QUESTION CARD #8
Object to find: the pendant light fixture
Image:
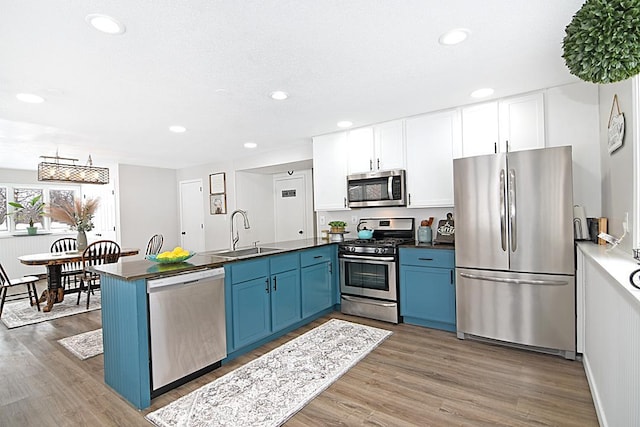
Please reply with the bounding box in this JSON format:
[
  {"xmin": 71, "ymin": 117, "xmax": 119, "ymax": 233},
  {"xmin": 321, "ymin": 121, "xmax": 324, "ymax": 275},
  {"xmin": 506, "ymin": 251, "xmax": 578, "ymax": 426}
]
[{"xmin": 37, "ymin": 153, "xmax": 109, "ymax": 184}]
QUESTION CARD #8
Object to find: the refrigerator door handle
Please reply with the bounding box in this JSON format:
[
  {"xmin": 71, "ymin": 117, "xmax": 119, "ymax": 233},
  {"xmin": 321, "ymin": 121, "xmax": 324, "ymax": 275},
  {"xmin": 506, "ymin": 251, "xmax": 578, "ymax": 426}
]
[
  {"xmin": 499, "ymin": 169, "xmax": 507, "ymax": 251},
  {"xmin": 459, "ymin": 272, "xmax": 568, "ymax": 286},
  {"xmin": 508, "ymin": 168, "xmax": 517, "ymax": 252}
]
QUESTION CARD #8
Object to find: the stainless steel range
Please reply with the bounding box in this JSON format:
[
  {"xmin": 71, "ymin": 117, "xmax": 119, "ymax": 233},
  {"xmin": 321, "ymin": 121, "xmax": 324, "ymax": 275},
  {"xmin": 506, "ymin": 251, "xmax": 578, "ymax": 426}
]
[{"xmin": 339, "ymin": 217, "xmax": 415, "ymax": 323}]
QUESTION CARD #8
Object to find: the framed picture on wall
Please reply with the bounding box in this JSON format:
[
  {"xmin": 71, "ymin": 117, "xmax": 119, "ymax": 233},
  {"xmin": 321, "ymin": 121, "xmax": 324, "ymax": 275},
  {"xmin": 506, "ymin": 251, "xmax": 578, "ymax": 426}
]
[
  {"xmin": 209, "ymin": 172, "xmax": 226, "ymax": 194},
  {"xmin": 210, "ymin": 193, "xmax": 226, "ymax": 215}
]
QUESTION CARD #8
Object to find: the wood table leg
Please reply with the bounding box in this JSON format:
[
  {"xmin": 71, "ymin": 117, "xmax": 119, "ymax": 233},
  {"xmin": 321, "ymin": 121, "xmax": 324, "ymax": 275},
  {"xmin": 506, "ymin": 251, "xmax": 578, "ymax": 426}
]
[{"xmin": 42, "ymin": 264, "xmax": 65, "ymax": 312}]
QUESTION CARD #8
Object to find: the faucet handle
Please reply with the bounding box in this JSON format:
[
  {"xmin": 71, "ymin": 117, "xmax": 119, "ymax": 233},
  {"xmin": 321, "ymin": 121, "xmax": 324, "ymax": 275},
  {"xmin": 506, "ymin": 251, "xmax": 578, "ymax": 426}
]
[{"xmin": 252, "ymin": 240, "xmax": 260, "ymax": 248}]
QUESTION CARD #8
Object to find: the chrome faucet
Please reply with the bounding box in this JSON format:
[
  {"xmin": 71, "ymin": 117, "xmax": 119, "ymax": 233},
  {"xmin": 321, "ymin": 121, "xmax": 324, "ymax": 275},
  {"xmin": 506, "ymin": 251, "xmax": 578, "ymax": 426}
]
[{"xmin": 230, "ymin": 209, "xmax": 251, "ymax": 250}]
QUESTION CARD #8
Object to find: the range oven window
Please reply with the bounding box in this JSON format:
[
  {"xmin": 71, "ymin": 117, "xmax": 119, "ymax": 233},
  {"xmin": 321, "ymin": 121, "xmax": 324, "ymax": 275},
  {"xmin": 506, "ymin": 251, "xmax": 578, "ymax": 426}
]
[{"xmin": 343, "ymin": 260, "xmax": 389, "ymax": 291}]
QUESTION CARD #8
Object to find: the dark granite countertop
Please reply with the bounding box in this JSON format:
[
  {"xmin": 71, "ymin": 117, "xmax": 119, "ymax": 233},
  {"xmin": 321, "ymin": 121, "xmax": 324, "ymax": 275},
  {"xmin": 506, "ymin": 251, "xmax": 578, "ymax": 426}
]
[
  {"xmin": 400, "ymin": 242, "xmax": 455, "ymax": 250},
  {"xmin": 92, "ymin": 238, "xmax": 336, "ymax": 281}
]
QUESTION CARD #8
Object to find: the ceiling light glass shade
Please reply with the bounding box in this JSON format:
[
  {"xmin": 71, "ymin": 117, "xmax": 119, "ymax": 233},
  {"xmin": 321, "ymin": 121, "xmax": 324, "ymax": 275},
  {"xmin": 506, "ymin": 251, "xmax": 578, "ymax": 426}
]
[
  {"xmin": 169, "ymin": 125, "xmax": 187, "ymax": 133},
  {"xmin": 438, "ymin": 29, "xmax": 470, "ymax": 45},
  {"xmin": 270, "ymin": 91, "xmax": 289, "ymax": 100},
  {"xmin": 37, "ymin": 156, "xmax": 109, "ymax": 184},
  {"xmin": 86, "ymin": 14, "xmax": 126, "ymax": 35},
  {"xmin": 244, "ymin": 142, "xmax": 257, "ymax": 148},
  {"xmin": 337, "ymin": 121, "xmax": 353, "ymax": 128},
  {"xmin": 16, "ymin": 93, "xmax": 45, "ymax": 103},
  {"xmin": 470, "ymin": 87, "xmax": 495, "ymax": 98}
]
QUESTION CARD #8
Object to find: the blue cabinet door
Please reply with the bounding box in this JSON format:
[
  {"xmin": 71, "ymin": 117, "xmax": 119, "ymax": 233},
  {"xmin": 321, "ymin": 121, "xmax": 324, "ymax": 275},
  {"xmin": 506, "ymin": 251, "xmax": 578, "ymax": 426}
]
[
  {"xmin": 232, "ymin": 277, "xmax": 271, "ymax": 348},
  {"xmin": 301, "ymin": 261, "xmax": 332, "ymax": 318},
  {"xmin": 271, "ymin": 269, "xmax": 301, "ymax": 332},
  {"xmin": 400, "ymin": 265, "xmax": 456, "ymax": 331}
]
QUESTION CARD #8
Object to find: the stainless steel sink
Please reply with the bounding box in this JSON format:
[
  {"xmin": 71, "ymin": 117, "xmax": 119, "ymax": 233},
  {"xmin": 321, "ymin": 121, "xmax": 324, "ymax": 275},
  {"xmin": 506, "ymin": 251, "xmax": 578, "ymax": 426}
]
[{"xmin": 214, "ymin": 247, "xmax": 282, "ymax": 259}]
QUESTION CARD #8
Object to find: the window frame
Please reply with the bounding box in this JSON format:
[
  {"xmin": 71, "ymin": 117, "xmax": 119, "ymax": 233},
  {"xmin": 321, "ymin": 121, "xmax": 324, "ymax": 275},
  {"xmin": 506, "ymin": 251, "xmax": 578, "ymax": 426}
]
[{"xmin": 0, "ymin": 182, "xmax": 81, "ymax": 235}]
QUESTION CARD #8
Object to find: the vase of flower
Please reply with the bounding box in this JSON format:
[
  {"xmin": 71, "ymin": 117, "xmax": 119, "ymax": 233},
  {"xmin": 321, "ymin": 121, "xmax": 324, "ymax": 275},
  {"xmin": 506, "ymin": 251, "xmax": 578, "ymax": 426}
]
[
  {"xmin": 77, "ymin": 230, "xmax": 88, "ymax": 252},
  {"xmin": 47, "ymin": 197, "xmax": 100, "ymax": 249}
]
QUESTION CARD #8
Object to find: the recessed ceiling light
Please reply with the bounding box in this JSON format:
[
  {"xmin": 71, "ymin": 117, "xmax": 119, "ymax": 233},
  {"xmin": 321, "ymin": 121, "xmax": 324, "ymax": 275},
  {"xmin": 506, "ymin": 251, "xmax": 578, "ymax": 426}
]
[
  {"xmin": 337, "ymin": 121, "xmax": 353, "ymax": 128},
  {"xmin": 270, "ymin": 91, "xmax": 289, "ymax": 100},
  {"xmin": 86, "ymin": 14, "xmax": 126, "ymax": 35},
  {"xmin": 169, "ymin": 125, "xmax": 187, "ymax": 133},
  {"xmin": 438, "ymin": 28, "xmax": 470, "ymax": 46},
  {"xmin": 16, "ymin": 93, "xmax": 45, "ymax": 103},
  {"xmin": 244, "ymin": 142, "xmax": 257, "ymax": 149},
  {"xmin": 470, "ymin": 88, "xmax": 495, "ymax": 98}
]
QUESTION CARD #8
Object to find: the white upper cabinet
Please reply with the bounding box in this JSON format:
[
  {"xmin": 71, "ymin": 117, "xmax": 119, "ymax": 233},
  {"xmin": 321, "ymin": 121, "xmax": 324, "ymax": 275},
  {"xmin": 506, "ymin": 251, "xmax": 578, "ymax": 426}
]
[
  {"xmin": 498, "ymin": 92, "xmax": 545, "ymax": 153},
  {"xmin": 457, "ymin": 92, "xmax": 545, "ymax": 158},
  {"xmin": 312, "ymin": 132, "xmax": 349, "ymax": 211},
  {"xmin": 405, "ymin": 110, "xmax": 460, "ymax": 208},
  {"xmin": 347, "ymin": 120, "xmax": 405, "ymax": 174}
]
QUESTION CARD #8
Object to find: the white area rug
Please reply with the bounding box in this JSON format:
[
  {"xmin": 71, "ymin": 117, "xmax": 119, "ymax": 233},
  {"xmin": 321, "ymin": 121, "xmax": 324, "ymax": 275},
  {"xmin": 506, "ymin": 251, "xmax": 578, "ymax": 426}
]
[
  {"xmin": 146, "ymin": 318, "xmax": 392, "ymax": 427},
  {"xmin": 58, "ymin": 328, "xmax": 103, "ymax": 360},
  {"xmin": 1, "ymin": 292, "xmax": 100, "ymax": 329}
]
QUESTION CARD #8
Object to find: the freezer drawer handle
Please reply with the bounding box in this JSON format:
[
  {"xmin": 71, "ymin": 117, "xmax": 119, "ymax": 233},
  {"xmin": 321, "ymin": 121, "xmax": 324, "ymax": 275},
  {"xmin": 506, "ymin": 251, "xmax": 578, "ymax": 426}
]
[{"xmin": 459, "ymin": 272, "xmax": 567, "ymax": 286}]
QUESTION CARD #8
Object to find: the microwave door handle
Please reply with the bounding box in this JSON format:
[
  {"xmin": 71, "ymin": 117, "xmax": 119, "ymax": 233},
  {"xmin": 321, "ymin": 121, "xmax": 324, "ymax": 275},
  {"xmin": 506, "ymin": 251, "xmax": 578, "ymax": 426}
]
[{"xmin": 388, "ymin": 176, "xmax": 393, "ymax": 199}]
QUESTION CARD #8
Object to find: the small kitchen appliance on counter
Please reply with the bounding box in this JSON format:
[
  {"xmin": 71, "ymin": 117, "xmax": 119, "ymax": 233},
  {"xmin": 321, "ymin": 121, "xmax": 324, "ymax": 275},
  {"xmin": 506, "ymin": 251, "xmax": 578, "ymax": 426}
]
[{"xmin": 339, "ymin": 217, "xmax": 415, "ymax": 323}]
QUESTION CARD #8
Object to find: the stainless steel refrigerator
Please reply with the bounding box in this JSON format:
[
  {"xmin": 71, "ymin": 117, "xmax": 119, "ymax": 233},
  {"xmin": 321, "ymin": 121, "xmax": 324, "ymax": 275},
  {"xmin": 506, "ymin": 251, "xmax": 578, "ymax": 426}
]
[{"xmin": 453, "ymin": 146, "xmax": 576, "ymax": 359}]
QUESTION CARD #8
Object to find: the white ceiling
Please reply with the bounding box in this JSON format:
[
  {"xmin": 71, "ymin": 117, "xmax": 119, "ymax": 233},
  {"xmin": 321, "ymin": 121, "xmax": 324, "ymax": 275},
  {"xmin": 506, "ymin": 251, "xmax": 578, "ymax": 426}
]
[{"xmin": 0, "ymin": 0, "xmax": 585, "ymax": 171}]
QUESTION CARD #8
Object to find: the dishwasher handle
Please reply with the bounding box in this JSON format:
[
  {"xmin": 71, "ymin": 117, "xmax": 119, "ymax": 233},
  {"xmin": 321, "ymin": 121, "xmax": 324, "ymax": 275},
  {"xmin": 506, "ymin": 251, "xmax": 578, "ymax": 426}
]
[{"xmin": 147, "ymin": 267, "xmax": 225, "ymax": 292}]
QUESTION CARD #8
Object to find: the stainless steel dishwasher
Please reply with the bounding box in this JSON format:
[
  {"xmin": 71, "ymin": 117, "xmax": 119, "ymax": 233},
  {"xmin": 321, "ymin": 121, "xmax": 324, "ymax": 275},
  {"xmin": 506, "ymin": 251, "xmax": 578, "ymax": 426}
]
[{"xmin": 147, "ymin": 267, "xmax": 226, "ymax": 395}]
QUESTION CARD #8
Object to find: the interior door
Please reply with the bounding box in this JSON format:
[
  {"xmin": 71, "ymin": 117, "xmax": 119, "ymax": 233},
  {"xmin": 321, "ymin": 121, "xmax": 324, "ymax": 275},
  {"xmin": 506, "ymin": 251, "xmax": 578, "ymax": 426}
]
[
  {"xmin": 274, "ymin": 174, "xmax": 307, "ymax": 241},
  {"xmin": 179, "ymin": 179, "xmax": 205, "ymax": 251}
]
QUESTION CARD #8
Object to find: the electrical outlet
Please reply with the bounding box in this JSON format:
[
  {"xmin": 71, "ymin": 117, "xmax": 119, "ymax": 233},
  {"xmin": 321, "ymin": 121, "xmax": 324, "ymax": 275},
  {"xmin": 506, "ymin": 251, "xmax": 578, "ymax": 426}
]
[
  {"xmin": 351, "ymin": 215, "xmax": 358, "ymax": 225},
  {"xmin": 319, "ymin": 215, "xmax": 326, "ymax": 226}
]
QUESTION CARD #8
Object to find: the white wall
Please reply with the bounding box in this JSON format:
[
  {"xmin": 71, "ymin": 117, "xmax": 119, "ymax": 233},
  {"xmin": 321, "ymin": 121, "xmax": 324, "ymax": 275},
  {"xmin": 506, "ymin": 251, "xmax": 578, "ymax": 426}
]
[
  {"xmin": 176, "ymin": 144, "xmax": 314, "ymax": 251},
  {"xmin": 118, "ymin": 164, "xmax": 180, "ymax": 259},
  {"xmin": 598, "ymin": 79, "xmax": 635, "ymax": 253}
]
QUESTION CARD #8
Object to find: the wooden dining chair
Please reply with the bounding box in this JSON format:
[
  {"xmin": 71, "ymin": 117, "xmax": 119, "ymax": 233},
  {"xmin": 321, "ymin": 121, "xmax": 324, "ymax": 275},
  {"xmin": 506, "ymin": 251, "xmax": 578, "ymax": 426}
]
[
  {"xmin": 51, "ymin": 237, "xmax": 83, "ymax": 291},
  {"xmin": 0, "ymin": 262, "xmax": 40, "ymax": 317},
  {"xmin": 145, "ymin": 234, "xmax": 164, "ymax": 256},
  {"xmin": 77, "ymin": 240, "xmax": 121, "ymax": 309}
]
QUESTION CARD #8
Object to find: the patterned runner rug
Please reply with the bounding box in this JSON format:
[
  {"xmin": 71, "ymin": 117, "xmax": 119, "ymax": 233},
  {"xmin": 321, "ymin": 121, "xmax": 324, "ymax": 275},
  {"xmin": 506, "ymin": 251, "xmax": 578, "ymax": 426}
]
[
  {"xmin": 1, "ymin": 292, "xmax": 101, "ymax": 329},
  {"xmin": 58, "ymin": 328, "xmax": 103, "ymax": 360},
  {"xmin": 146, "ymin": 318, "xmax": 392, "ymax": 427}
]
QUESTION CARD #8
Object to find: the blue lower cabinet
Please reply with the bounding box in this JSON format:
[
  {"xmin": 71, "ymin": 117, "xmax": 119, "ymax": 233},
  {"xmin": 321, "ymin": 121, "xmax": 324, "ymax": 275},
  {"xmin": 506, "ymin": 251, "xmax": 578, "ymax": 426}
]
[
  {"xmin": 226, "ymin": 245, "xmax": 337, "ymax": 361},
  {"xmin": 270, "ymin": 269, "xmax": 301, "ymax": 331},
  {"xmin": 301, "ymin": 261, "xmax": 332, "ymax": 318},
  {"xmin": 399, "ymin": 248, "xmax": 456, "ymax": 332},
  {"xmin": 232, "ymin": 276, "xmax": 272, "ymax": 348}
]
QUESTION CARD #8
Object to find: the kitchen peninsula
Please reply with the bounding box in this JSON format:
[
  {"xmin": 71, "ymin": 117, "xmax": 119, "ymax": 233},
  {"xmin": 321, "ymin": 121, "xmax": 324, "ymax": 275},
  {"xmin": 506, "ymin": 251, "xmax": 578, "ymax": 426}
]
[{"xmin": 91, "ymin": 239, "xmax": 338, "ymax": 409}]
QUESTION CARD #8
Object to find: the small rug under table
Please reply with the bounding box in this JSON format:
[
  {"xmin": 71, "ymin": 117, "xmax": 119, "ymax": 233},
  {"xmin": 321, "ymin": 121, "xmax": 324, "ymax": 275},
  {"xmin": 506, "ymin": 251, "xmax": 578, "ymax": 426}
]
[
  {"xmin": 1, "ymin": 292, "xmax": 101, "ymax": 329},
  {"xmin": 58, "ymin": 328, "xmax": 103, "ymax": 360},
  {"xmin": 146, "ymin": 318, "xmax": 392, "ymax": 427}
]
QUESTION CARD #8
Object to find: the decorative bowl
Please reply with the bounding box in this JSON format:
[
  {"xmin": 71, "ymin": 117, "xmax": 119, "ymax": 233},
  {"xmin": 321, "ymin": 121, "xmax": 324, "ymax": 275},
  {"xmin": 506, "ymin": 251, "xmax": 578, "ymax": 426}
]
[
  {"xmin": 146, "ymin": 251, "xmax": 196, "ymax": 264},
  {"xmin": 357, "ymin": 229, "xmax": 374, "ymax": 239}
]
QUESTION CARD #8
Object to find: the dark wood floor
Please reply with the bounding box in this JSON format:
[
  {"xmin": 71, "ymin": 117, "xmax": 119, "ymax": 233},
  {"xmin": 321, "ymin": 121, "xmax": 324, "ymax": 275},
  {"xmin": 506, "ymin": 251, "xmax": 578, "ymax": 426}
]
[{"xmin": 0, "ymin": 288, "xmax": 598, "ymax": 426}]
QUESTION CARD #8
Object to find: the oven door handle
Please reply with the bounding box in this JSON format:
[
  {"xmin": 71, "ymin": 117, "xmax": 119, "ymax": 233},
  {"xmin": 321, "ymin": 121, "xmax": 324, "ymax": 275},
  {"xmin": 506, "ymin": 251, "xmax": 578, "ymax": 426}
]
[
  {"xmin": 341, "ymin": 295, "xmax": 397, "ymax": 307},
  {"xmin": 339, "ymin": 254, "xmax": 396, "ymax": 262}
]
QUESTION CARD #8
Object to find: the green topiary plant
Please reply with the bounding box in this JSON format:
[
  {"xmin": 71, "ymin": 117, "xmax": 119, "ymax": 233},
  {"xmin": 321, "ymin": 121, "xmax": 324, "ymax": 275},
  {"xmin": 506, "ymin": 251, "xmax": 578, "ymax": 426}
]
[{"xmin": 562, "ymin": 0, "xmax": 640, "ymax": 83}]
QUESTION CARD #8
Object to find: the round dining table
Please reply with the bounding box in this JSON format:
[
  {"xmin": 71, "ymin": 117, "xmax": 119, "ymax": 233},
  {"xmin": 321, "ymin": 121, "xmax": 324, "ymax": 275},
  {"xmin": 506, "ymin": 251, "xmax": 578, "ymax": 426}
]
[{"xmin": 18, "ymin": 248, "xmax": 139, "ymax": 312}]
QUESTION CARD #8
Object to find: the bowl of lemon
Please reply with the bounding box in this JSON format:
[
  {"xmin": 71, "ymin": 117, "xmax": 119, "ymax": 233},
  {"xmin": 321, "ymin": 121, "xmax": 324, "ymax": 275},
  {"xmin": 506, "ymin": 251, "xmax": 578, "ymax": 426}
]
[{"xmin": 146, "ymin": 246, "xmax": 196, "ymax": 264}]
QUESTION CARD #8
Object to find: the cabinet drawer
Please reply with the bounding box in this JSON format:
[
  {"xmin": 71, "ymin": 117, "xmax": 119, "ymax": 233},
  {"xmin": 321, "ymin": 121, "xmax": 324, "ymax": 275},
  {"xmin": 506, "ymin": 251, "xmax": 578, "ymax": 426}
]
[
  {"xmin": 230, "ymin": 258, "xmax": 269, "ymax": 284},
  {"xmin": 270, "ymin": 252, "xmax": 300, "ymax": 274},
  {"xmin": 300, "ymin": 246, "xmax": 333, "ymax": 267},
  {"xmin": 399, "ymin": 248, "xmax": 454, "ymax": 268}
]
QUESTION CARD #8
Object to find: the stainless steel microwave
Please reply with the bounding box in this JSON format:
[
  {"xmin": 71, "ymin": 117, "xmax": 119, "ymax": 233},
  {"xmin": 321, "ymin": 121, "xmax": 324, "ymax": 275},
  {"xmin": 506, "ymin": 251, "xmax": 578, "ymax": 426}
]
[{"xmin": 347, "ymin": 169, "xmax": 406, "ymax": 208}]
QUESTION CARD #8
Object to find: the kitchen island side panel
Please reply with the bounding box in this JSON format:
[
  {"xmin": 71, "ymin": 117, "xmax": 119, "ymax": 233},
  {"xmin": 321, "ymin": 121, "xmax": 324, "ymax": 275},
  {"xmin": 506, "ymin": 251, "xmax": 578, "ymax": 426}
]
[{"xmin": 101, "ymin": 275, "xmax": 151, "ymax": 409}]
